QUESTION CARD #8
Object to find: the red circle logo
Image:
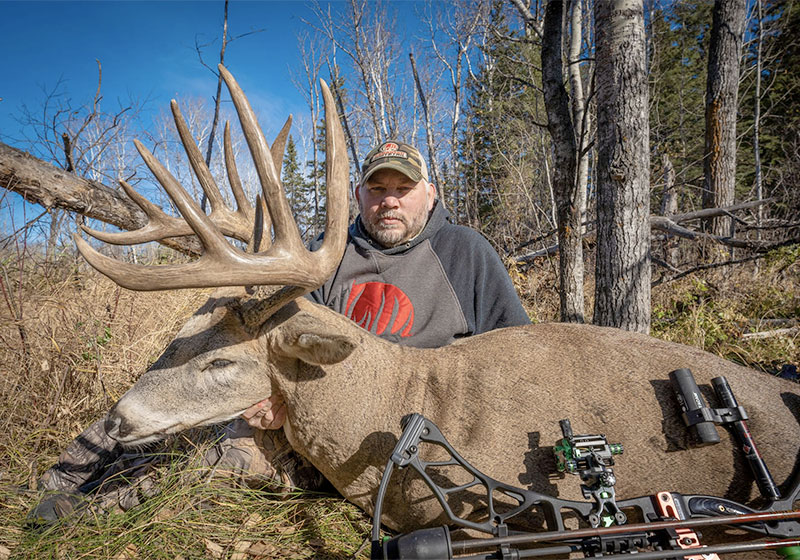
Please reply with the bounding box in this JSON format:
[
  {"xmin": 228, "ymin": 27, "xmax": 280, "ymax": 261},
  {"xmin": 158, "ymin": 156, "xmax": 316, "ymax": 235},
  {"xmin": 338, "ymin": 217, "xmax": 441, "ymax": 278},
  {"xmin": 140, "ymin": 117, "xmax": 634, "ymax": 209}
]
[{"xmin": 382, "ymin": 142, "xmax": 398, "ymax": 151}]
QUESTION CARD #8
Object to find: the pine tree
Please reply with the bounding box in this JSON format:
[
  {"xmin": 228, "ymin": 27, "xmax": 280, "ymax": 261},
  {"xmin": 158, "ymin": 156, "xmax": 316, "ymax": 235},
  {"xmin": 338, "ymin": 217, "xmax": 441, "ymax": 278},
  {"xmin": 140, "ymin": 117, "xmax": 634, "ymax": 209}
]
[
  {"xmin": 281, "ymin": 134, "xmax": 313, "ymax": 239},
  {"xmin": 649, "ymin": 1, "xmax": 713, "ymax": 212}
]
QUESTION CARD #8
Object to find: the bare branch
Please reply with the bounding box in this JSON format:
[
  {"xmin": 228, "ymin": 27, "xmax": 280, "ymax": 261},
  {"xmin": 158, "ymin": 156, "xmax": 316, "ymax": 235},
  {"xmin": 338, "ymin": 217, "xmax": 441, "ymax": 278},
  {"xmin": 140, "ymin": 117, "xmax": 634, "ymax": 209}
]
[
  {"xmin": 741, "ymin": 326, "xmax": 800, "ymax": 340},
  {"xmin": 668, "ymin": 198, "xmax": 774, "ymax": 224},
  {"xmin": 508, "ymin": 0, "xmax": 543, "ymax": 38}
]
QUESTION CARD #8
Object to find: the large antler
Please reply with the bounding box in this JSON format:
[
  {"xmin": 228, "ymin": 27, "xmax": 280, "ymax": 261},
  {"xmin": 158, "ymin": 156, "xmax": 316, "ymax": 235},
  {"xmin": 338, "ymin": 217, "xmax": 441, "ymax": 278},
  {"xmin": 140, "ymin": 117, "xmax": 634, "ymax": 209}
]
[{"xmin": 73, "ymin": 65, "xmax": 349, "ymax": 292}]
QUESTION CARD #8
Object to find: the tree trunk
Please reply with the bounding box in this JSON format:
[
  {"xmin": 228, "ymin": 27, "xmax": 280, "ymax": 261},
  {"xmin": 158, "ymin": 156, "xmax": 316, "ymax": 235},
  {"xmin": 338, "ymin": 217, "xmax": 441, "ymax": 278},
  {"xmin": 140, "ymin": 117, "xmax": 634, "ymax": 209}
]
[
  {"xmin": 702, "ymin": 0, "xmax": 746, "ymax": 240},
  {"xmin": 753, "ymin": 0, "xmax": 764, "ymax": 238},
  {"xmin": 543, "ymin": 0, "xmax": 584, "ymax": 323},
  {"xmin": 659, "ymin": 152, "xmax": 679, "ymax": 266},
  {"xmin": 593, "ymin": 0, "xmax": 651, "ymax": 333},
  {"xmin": 0, "ymin": 142, "xmax": 199, "ymax": 255},
  {"xmin": 568, "ymin": 0, "xmax": 590, "ymax": 234},
  {"xmin": 409, "ymin": 52, "xmax": 445, "ymax": 205}
]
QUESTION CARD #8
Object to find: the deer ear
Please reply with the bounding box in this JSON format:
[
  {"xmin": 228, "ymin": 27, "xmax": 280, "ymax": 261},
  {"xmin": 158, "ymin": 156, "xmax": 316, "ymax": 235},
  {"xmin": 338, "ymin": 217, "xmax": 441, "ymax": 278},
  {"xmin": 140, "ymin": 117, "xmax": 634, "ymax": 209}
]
[{"xmin": 270, "ymin": 312, "xmax": 357, "ymax": 365}]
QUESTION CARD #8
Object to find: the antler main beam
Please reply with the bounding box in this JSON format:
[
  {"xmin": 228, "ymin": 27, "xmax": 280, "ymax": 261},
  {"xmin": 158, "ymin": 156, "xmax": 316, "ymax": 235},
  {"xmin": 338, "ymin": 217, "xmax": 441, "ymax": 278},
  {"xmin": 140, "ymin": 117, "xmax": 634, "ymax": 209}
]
[{"xmin": 73, "ymin": 65, "xmax": 349, "ymax": 292}]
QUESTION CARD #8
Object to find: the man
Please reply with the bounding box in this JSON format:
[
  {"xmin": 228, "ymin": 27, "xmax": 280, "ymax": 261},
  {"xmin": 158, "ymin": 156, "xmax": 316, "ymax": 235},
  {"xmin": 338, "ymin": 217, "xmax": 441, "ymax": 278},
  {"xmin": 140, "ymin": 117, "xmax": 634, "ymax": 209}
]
[{"xmin": 31, "ymin": 139, "xmax": 529, "ymax": 521}]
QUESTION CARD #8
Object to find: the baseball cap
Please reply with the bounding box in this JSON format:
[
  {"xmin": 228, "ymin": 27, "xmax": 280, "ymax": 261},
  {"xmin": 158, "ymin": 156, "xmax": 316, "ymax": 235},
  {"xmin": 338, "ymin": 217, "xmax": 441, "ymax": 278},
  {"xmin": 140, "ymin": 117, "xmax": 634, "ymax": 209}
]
[{"xmin": 361, "ymin": 140, "xmax": 429, "ymax": 184}]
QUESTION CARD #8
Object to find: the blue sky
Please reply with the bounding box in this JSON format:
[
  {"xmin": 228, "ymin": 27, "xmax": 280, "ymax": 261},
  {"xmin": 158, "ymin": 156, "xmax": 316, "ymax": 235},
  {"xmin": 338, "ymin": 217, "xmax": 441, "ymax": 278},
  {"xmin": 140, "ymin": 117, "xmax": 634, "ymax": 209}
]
[{"xmin": 1, "ymin": 1, "xmax": 326, "ymax": 145}]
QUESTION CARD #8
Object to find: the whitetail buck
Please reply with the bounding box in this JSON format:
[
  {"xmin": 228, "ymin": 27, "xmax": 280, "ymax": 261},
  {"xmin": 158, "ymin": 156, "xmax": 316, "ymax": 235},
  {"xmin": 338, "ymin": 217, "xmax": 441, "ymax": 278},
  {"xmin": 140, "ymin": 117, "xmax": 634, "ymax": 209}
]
[{"xmin": 74, "ymin": 66, "xmax": 799, "ymax": 539}]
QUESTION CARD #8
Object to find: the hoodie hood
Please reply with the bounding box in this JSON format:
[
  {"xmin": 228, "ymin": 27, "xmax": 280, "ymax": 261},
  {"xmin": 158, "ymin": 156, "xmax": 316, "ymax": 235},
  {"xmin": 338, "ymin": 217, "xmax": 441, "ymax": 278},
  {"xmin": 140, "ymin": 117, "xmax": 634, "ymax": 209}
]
[{"xmin": 349, "ymin": 200, "xmax": 450, "ymax": 255}]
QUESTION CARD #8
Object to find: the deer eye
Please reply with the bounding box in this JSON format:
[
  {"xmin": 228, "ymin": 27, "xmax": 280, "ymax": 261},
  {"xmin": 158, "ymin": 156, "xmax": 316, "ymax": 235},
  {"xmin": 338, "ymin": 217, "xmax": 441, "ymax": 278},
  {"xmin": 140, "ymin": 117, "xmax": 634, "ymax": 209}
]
[{"xmin": 208, "ymin": 359, "xmax": 233, "ymax": 369}]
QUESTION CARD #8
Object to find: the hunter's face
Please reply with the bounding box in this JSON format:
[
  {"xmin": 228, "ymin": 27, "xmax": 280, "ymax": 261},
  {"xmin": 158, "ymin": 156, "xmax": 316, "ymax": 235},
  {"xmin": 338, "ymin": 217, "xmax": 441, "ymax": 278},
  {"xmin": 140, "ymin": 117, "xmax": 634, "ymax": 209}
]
[{"xmin": 357, "ymin": 168, "xmax": 436, "ymax": 248}]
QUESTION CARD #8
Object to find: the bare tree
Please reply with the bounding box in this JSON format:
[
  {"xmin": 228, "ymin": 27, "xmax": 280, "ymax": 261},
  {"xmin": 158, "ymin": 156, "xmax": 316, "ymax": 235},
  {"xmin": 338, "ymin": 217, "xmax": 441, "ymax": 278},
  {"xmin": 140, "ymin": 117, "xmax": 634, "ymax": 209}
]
[
  {"xmin": 422, "ymin": 1, "xmax": 487, "ymax": 212},
  {"xmin": 593, "ymin": 0, "xmax": 651, "ymax": 333},
  {"xmin": 541, "ymin": 0, "xmax": 584, "ymax": 323},
  {"xmin": 13, "ymin": 61, "xmax": 142, "ymax": 259},
  {"xmin": 408, "ymin": 51, "xmax": 444, "ymax": 202},
  {"xmin": 309, "ymin": 0, "xmax": 404, "ymax": 143}
]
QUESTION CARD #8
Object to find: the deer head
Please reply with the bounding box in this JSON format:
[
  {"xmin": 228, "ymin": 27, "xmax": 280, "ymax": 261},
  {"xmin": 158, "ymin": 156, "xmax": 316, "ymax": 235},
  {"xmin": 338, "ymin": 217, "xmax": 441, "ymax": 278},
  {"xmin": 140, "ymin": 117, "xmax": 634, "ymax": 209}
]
[{"xmin": 73, "ymin": 65, "xmax": 353, "ymax": 444}]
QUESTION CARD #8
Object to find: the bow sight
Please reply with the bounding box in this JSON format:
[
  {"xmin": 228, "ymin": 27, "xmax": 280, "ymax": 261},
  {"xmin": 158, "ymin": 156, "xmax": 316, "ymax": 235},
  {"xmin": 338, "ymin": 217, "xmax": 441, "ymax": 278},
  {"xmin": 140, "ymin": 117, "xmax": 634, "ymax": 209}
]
[{"xmin": 370, "ymin": 370, "xmax": 800, "ymax": 559}]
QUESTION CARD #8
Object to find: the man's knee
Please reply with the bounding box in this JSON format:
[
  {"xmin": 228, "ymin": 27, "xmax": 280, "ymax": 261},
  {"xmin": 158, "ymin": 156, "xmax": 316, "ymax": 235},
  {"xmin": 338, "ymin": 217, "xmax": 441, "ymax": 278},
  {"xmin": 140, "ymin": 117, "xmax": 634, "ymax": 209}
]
[{"xmin": 203, "ymin": 419, "xmax": 325, "ymax": 491}]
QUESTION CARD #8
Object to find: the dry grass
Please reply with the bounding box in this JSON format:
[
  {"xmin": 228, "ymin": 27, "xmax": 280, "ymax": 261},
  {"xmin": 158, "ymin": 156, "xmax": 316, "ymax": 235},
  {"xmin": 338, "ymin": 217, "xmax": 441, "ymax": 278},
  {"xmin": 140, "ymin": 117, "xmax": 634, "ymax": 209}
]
[
  {"xmin": 650, "ymin": 248, "xmax": 800, "ymax": 371},
  {"xmin": 1, "ymin": 245, "xmax": 797, "ymax": 559}
]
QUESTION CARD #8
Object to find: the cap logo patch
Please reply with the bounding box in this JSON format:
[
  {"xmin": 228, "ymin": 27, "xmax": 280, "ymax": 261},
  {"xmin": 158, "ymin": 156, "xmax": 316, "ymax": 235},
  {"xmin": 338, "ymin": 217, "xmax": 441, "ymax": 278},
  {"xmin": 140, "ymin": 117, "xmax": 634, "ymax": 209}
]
[
  {"xmin": 371, "ymin": 148, "xmax": 408, "ymax": 162},
  {"xmin": 382, "ymin": 142, "xmax": 398, "ymax": 151}
]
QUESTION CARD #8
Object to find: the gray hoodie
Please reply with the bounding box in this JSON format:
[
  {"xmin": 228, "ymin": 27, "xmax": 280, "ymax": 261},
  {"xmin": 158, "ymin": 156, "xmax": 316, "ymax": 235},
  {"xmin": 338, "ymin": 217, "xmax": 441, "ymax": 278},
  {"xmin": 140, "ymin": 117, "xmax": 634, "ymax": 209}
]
[{"xmin": 309, "ymin": 201, "xmax": 530, "ymax": 348}]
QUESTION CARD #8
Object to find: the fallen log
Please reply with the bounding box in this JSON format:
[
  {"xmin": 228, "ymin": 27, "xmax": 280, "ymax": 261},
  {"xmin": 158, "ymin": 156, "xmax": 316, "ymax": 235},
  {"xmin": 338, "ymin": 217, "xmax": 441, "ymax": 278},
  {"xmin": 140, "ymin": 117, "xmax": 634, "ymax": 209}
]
[{"xmin": 0, "ymin": 141, "xmax": 199, "ymax": 255}]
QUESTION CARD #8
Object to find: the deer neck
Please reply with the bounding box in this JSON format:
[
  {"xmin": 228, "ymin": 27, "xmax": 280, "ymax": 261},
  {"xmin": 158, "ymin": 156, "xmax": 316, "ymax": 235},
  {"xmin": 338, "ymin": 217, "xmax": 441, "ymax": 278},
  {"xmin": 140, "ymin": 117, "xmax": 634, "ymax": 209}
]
[{"xmin": 270, "ymin": 307, "xmax": 432, "ymax": 483}]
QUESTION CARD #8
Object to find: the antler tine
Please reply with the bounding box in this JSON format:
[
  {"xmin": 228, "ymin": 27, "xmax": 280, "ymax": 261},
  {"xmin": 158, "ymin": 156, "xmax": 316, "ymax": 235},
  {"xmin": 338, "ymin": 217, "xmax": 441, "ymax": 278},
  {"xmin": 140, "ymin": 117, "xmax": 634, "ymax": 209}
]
[
  {"xmin": 84, "ymin": 128, "xmax": 256, "ymax": 247},
  {"xmin": 271, "ymin": 115, "xmax": 293, "ymax": 173},
  {"xmin": 218, "ymin": 64, "xmax": 305, "ymax": 255},
  {"xmin": 224, "ymin": 121, "xmax": 255, "ymax": 225},
  {"xmin": 246, "ymin": 195, "xmax": 270, "ymax": 254},
  {"xmin": 171, "ymin": 100, "xmax": 227, "ymax": 214},
  {"xmin": 171, "ymin": 102, "xmax": 255, "ymax": 242},
  {"xmin": 313, "ymin": 78, "xmax": 349, "ymax": 271},
  {"xmin": 132, "ymin": 139, "xmax": 233, "ymax": 256},
  {"xmin": 81, "ymin": 179, "xmax": 192, "ymax": 244}
]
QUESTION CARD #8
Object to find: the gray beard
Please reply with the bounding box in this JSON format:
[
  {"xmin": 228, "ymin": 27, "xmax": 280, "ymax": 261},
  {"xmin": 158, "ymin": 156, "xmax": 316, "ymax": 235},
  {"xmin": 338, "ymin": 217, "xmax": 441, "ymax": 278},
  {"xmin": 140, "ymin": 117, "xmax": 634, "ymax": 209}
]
[{"xmin": 365, "ymin": 212, "xmax": 427, "ymax": 248}]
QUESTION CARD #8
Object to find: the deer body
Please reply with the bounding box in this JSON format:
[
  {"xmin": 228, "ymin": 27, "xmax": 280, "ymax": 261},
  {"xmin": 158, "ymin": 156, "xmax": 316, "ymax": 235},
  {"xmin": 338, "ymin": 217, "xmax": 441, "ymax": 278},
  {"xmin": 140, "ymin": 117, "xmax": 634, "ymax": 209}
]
[{"xmin": 107, "ymin": 295, "xmax": 800, "ymax": 533}]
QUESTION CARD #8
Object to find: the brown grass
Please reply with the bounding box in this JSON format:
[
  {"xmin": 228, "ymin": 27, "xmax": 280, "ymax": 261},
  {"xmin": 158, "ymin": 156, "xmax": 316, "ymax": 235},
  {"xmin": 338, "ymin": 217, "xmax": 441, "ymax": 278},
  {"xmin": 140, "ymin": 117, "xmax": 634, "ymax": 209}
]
[{"xmin": 1, "ymin": 245, "xmax": 797, "ymax": 559}]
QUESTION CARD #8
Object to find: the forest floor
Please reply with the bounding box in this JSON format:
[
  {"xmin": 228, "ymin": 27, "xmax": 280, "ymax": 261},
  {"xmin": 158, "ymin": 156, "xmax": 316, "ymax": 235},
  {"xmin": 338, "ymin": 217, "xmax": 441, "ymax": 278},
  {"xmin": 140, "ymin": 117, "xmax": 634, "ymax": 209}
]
[{"xmin": 0, "ymin": 247, "xmax": 797, "ymax": 559}]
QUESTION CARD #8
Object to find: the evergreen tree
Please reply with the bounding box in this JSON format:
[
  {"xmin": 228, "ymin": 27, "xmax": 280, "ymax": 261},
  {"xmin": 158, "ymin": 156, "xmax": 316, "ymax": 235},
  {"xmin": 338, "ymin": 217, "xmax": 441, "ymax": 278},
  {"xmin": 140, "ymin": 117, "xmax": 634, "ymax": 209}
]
[
  {"xmin": 281, "ymin": 134, "xmax": 313, "ymax": 239},
  {"xmin": 739, "ymin": 0, "xmax": 800, "ymax": 220},
  {"xmin": 649, "ymin": 1, "xmax": 713, "ymax": 213}
]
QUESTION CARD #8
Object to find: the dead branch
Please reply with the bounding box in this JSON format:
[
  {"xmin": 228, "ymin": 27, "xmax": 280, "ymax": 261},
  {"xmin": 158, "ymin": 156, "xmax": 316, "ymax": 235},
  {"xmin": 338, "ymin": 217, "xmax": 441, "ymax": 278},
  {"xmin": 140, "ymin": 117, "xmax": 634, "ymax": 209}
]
[
  {"xmin": 0, "ymin": 141, "xmax": 200, "ymax": 255},
  {"xmin": 650, "ymin": 215, "xmax": 772, "ymax": 250},
  {"xmin": 747, "ymin": 318, "xmax": 798, "ymax": 328},
  {"xmin": 668, "ymin": 198, "xmax": 774, "ymax": 224},
  {"xmin": 516, "ymin": 199, "xmax": 793, "ymax": 265},
  {"xmin": 741, "ymin": 326, "xmax": 800, "ymax": 340},
  {"xmin": 651, "ymin": 253, "xmax": 766, "ymax": 287}
]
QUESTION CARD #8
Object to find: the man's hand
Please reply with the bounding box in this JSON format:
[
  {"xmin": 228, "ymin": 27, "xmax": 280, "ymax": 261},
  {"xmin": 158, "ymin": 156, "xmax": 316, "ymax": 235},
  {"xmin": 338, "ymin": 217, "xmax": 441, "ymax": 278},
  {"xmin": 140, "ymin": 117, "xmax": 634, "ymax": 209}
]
[{"xmin": 241, "ymin": 393, "xmax": 286, "ymax": 430}]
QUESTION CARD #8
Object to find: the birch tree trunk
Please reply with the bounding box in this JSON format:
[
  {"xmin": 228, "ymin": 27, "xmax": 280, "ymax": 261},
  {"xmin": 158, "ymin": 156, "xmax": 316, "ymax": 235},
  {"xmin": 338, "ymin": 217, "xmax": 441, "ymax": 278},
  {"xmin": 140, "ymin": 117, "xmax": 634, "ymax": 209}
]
[
  {"xmin": 542, "ymin": 0, "xmax": 584, "ymax": 323},
  {"xmin": 753, "ymin": 0, "xmax": 764, "ymax": 237},
  {"xmin": 702, "ymin": 0, "xmax": 747, "ymax": 240},
  {"xmin": 568, "ymin": 0, "xmax": 590, "ymax": 233},
  {"xmin": 593, "ymin": 0, "xmax": 651, "ymax": 333}
]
